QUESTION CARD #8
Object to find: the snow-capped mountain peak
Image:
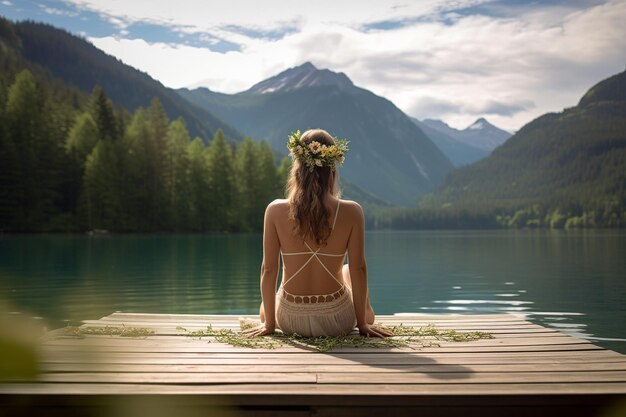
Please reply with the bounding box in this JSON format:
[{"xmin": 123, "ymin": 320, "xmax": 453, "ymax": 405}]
[
  {"xmin": 243, "ymin": 62, "xmax": 354, "ymax": 95},
  {"xmin": 420, "ymin": 117, "xmax": 512, "ymax": 152},
  {"xmin": 467, "ymin": 118, "xmax": 488, "ymax": 130}
]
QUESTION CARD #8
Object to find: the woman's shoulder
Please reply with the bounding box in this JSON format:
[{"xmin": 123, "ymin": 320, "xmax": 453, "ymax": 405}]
[
  {"xmin": 338, "ymin": 199, "xmax": 362, "ymax": 210},
  {"xmin": 266, "ymin": 198, "xmax": 363, "ymax": 224},
  {"xmin": 265, "ymin": 199, "xmax": 288, "ymax": 215},
  {"xmin": 267, "ymin": 198, "xmax": 288, "ymax": 208},
  {"xmin": 269, "ymin": 198, "xmax": 287, "ymax": 204},
  {"xmin": 268, "ymin": 198, "xmax": 362, "ymax": 209},
  {"xmin": 339, "ymin": 200, "xmax": 365, "ymax": 221}
]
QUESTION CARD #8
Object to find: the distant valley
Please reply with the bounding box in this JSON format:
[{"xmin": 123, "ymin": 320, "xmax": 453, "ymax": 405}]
[{"xmin": 411, "ymin": 117, "xmax": 511, "ymax": 167}]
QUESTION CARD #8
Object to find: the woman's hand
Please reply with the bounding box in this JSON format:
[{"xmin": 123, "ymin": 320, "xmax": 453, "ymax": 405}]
[
  {"xmin": 357, "ymin": 323, "xmax": 395, "ymax": 338},
  {"xmin": 242, "ymin": 322, "xmax": 276, "ymax": 338}
]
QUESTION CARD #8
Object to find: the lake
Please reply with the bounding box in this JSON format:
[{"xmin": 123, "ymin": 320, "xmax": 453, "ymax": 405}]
[{"xmin": 1, "ymin": 230, "xmax": 625, "ymax": 353}]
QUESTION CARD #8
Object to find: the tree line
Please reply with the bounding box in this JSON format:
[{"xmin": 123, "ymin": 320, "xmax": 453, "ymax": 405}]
[
  {"xmin": 368, "ymin": 198, "xmax": 624, "ymax": 230},
  {"xmin": 0, "ymin": 69, "xmax": 290, "ymax": 233},
  {"xmin": 1, "ymin": 69, "xmax": 622, "ymax": 233}
]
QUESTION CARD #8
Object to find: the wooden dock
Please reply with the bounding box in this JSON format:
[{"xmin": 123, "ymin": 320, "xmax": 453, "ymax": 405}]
[{"xmin": 2, "ymin": 312, "xmax": 626, "ymax": 416}]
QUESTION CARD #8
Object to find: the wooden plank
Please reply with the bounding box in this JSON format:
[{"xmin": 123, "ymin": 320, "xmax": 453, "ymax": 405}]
[
  {"xmin": 40, "ymin": 362, "xmax": 626, "ymax": 373},
  {"xmin": 317, "ymin": 371, "xmax": 626, "ymax": 384},
  {"xmin": 37, "ymin": 342, "xmax": 605, "ymax": 354},
  {"xmin": 38, "ymin": 355, "xmax": 626, "ymax": 366},
  {"xmin": 94, "ymin": 319, "xmax": 537, "ymax": 327},
  {"xmin": 15, "ymin": 370, "xmax": 623, "ymax": 384},
  {"xmin": 106, "ymin": 312, "xmax": 521, "ymax": 321},
  {"xmin": 34, "ymin": 372, "xmax": 317, "ymax": 384},
  {"xmin": 81, "ymin": 319, "xmax": 542, "ymax": 328},
  {"xmin": 67, "ymin": 324, "xmax": 557, "ymax": 335},
  {"xmin": 41, "ymin": 335, "xmax": 594, "ymax": 348},
  {"xmin": 63, "ymin": 322, "xmax": 556, "ymax": 329},
  {"xmin": 40, "ymin": 349, "xmax": 623, "ymax": 361},
  {"xmin": 211, "ymin": 323, "xmax": 547, "ymax": 331},
  {"xmin": 48, "ymin": 330, "xmax": 569, "ymax": 339},
  {"xmin": 2, "ymin": 382, "xmax": 626, "ymax": 396}
]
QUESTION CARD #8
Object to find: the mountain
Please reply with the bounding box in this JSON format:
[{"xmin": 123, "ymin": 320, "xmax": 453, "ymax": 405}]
[
  {"xmin": 3, "ymin": 18, "xmax": 241, "ymax": 143},
  {"xmin": 419, "ymin": 69, "xmax": 626, "ymax": 228},
  {"xmin": 422, "ymin": 117, "xmax": 511, "ymax": 151},
  {"xmin": 411, "ymin": 117, "xmax": 489, "ymax": 167},
  {"xmin": 579, "ymin": 69, "xmax": 626, "ymax": 106},
  {"xmin": 244, "ymin": 61, "xmax": 354, "ymax": 94},
  {"xmin": 177, "ymin": 62, "xmax": 455, "ymax": 205}
]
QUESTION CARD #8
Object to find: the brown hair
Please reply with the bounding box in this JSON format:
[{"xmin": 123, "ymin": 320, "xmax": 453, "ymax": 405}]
[{"xmin": 285, "ymin": 128, "xmax": 343, "ymax": 246}]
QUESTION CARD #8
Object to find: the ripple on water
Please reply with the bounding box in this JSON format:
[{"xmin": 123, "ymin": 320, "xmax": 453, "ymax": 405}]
[{"xmin": 433, "ymin": 299, "xmax": 534, "ymax": 305}]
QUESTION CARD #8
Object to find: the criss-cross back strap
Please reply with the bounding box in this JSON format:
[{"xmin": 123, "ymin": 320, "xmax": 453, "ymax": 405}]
[
  {"xmin": 281, "ymin": 199, "xmax": 345, "ymax": 288},
  {"xmin": 281, "ymin": 244, "xmax": 346, "ymax": 288}
]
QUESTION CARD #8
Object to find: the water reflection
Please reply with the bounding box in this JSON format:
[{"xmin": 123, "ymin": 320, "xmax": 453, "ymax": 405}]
[{"xmin": 0, "ymin": 229, "xmax": 625, "ymax": 353}]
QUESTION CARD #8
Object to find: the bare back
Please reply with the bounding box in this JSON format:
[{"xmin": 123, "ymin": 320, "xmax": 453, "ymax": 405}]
[{"xmin": 265, "ymin": 198, "xmax": 366, "ymax": 296}]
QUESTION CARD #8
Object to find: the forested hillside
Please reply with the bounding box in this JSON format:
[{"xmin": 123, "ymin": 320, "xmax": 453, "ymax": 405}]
[
  {"xmin": 0, "ymin": 68, "xmax": 287, "ymax": 233},
  {"xmin": 395, "ymin": 70, "xmax": 626, "ymax": 229},
  {"xmin": 1, "ymin": 17, "xmax": 241, "ymax": 143}
]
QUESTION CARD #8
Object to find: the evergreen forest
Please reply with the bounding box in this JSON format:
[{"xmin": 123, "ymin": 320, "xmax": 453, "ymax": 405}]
[{"xmin": 0, "ymin": 69, "xmax": 289, "ymax": 233}]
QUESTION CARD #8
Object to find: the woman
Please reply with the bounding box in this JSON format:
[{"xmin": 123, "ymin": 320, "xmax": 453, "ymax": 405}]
[{"xmin": 243, "ymin": 128, "xmax": 394, "ymax": 339}]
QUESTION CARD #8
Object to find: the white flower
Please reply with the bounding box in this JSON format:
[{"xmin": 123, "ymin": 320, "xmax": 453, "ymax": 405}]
[
  {"xmin": 314, "ymin": 158, "xmax": 323, "ymax": 167},
  {"xmin": 309, "ymin": 141, "xmax": 321, "ymax": 154},
  {"xmin": 296, "ymin": 145, "xmax": 304, "ymax": 154}
]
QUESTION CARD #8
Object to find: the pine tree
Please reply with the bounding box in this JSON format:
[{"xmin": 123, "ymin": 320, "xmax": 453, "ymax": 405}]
[
  {"xmin": 0, "ymin": 108, "xmax": 19, "ymax": 230},
  {"xmin": 145, "ymin": 97, "xmax": 169, "ymax": 230},
  {"xmin": 81, "ymin": 140, "xmax": 123, "ymax": 230},
  {"xmin": 206, "ymin": 129, "xmax": 236, "ymax": 231},
  {"xmin": 234, "ymin": 136, "xmax": 260, "ymax": 232},
  {"xmin": 277, "ymin": 156, "xmax": 292, "ymax": 198},
  {"xmin": 187, "ymin": 137, "xmax": 211, "ymax": 231},
  {"xmin": 66, "ymin": 111, "xmax": 98, "ymax": 168},
  {"xmin": 78, "ymin": 87, "xmax": 124, "ymax": 231},
  {"xmin": 88, "ymin": 85, "xmax": 119, "ymax": 142},
  {"xmin": 256, "ymin": 140, "xmax": 281, "ymax": 230},
  {"xmin": 164, "ymin": 117, "xmax": 191, "ymax": 231},
  {"xmin": 4, "ymin": 69, "xmax": 63, "ymax": 231},
  {"xmin": 121, "ymin": 107, "xmax": 152, "ymax": 231}
]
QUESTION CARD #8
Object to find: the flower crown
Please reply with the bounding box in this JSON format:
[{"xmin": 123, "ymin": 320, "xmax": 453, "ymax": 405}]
[{"xmin": 286, "ymin": 130, "xmax": 349, "ymax": 172}]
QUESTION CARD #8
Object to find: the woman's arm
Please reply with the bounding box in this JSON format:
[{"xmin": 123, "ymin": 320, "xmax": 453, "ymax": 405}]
[
  {"xmin": 259, "ymin": 202, "xmax": 280, "ymax": 330},
  {"xmin": 347, "ymin": 203, "xmax": 393, "ymax": 338},
  {"xmin": 347, "ymin": 202, "xmax": 368, "ymax": 328}
]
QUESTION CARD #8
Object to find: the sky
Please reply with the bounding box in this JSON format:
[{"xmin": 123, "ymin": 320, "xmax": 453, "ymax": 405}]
[{"xmin": 2, "ymin": 0, "xmax": 625, "ymax": 132}]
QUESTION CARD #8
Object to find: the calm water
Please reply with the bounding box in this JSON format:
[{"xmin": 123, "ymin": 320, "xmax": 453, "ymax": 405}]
[{"xmin": 1, "ymin": 230, "xmax": 625, "ymax": 353}]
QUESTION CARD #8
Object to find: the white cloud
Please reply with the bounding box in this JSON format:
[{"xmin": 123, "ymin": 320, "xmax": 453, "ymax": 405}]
[
  {"xmin": 66, "ymin": 0, "xmax": 486, "ymax": 32},
  {"xmin": 41, "ymin": 6, "xmax": 80, "ymax": 17},
  {"xmin": 82, "ymin": 0, "xmax": 626, "ymax": 131}
]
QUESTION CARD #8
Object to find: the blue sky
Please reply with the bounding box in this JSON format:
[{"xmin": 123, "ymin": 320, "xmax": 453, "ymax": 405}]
[{"xmin": 1, "ymin": 0, "xmax": 625, "ymax": 131}]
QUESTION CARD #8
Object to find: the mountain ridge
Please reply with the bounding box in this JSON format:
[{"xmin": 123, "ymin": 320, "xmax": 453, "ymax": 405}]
[
  {"xmin": 411, "ymin": 117, "xmax": 489, "ymax": 167},
  {"xmin": 418, "ymin": 68, "xmax": 626, "ymax": 228},
  {"xmin": 4, "ymin": 18, "xmax": 242, "ymax": 143},
  {"xmin": 421, "ymin": 117, "xmax": 512, "ymax": 151},
  {"xmin": 177, "ymin": 62, "xmax": 455, "ymax": 205},
  {"xmin": 244, "ymin": 61, "xmax": 354, "ymax": 94},
  {"xmin": 578, "ymin": 68, "xmax": 626, "ymax": 107}
]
